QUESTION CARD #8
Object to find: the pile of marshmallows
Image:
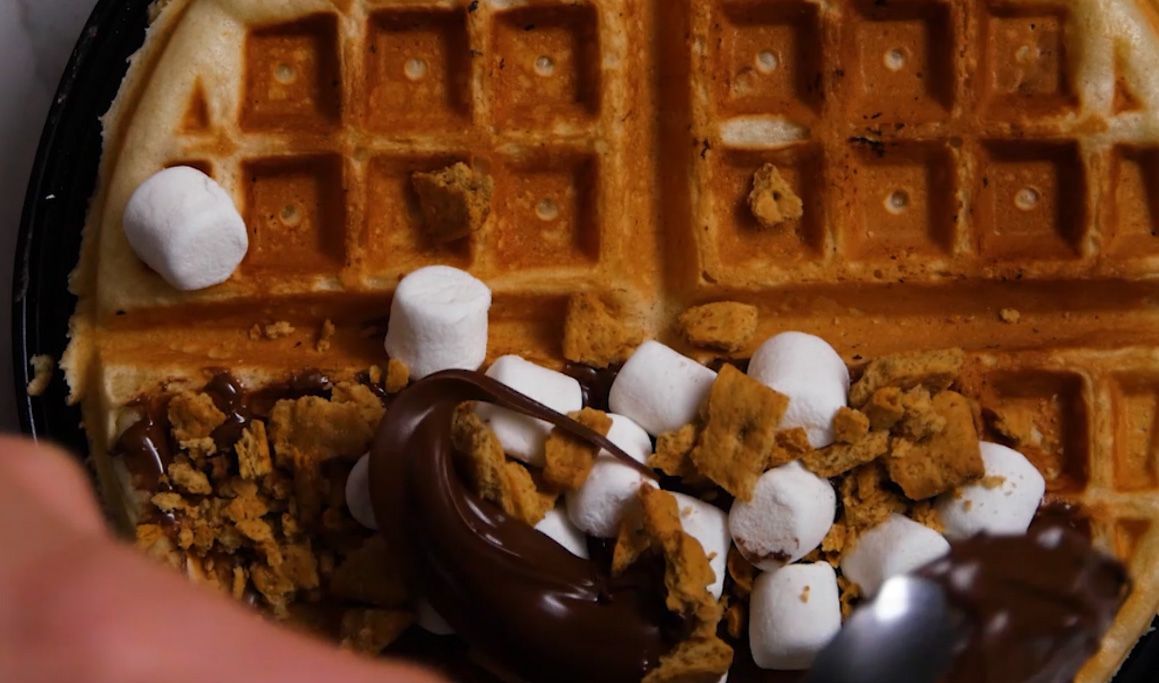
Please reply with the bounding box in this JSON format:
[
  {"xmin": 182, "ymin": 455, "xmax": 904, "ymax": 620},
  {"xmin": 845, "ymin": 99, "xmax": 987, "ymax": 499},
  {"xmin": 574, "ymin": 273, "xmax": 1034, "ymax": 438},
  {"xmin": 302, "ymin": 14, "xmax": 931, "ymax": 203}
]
[{"xmin": 346, "ymin": 265, "xmax": 1047, "ymax": 671}]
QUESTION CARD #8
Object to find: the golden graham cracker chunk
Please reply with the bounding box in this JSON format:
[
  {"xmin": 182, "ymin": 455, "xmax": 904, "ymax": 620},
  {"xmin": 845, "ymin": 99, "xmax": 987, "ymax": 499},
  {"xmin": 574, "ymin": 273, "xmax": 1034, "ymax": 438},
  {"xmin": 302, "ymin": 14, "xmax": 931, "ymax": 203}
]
[
  {"xmin": 411, "ymin": 162, "xmax": 492, "ymax": 244},
  {"xmin": 543, "ymin": 408, "xmax": 613, "ymax": 491},
  {"xmin": 236, "ymin": 420, "xmax": 273, "ymax": 480},
  {"xmin": 648, "ymin": 423, "xmax": 703, "ymax": 481},
  {"xmin": 643, "ymin": 634, "xmax": 734, "ymax": 683},
  {"xmin": 689, "ymin": 364, "xmax": 789, "ymax": 501},
  {"xmin": 677, "ymin": 302, "xmax": 758, "ymax": 352},
  {"xmin": 801, "ymin": 430, "xmax": 890, "ymax": 478},
  {"xmin": 850, "ymin": 348, "xmax": 965, "ymax": 406},
  {"xmin": 168, "ymin": 390, "xmax": 226, "ymax": 458},
  {"xmin": 885, "ymin": 391, "xmax": 983, "ymax": 500},
  {"xmin": 385, "ymin": 358, "xmax": 410, "ymax": 394},
  {"xmin": 269, "ymin": 383, "xmax": 385, "ymax": 466},
  {"xmin": 748, "ymin": 163, "xmax": 803, "ymax": 229},
  {"xmin": 563, "ymin": 291, "xmax": 647, "ymax": 368},
  {"xmin": 841, "ymin": 462, "xmax": 907, "ymax": 536},
  {"xmin": 833, "ymin": 407, "xmax": 870, "ymax": 443}
]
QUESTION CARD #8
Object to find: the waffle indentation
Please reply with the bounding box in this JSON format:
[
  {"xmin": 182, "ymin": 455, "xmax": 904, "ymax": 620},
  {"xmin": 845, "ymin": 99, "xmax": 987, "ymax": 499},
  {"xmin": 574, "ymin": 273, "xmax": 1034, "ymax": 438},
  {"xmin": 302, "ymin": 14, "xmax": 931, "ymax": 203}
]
[
  {"xmin": 1113, "ymin": 519, "xmax": 1151, "ymax": 566},
  {"xmin": 977, "ymin": 140, "xmax": 1084, "ymax": 260},
  {"xmin": 364, "ymin": 9, "xmax": 472, "ymax": 133},
  {"xmin": 492, "ymin": 5, "xmax": 601, "ymax": 128},
  {"xmin": 181, "ymin": 80, "xmax": 211, "ymax": 133},
  {"xmin": 843, "ymin": 141, "xmax": 956, "ymax": 260},
  {"xmin": 242, "ymin": 14, "xmax": 342, "ymax": 132},
  {"xmin": 1111, "ymin": 374, "xmax": 1159, "ymax": 491},
  {"xmin": 712, "ymin": 145, "xmax": 825, "ymax": 267},
  {"xmin": 981, "ymin": 4, "xmax": 1074, "ymax": 117},
  {"xmin": 1108, "ymin": 146, "xmax": 1159, "ymax": 258},
  {"xmin": 987, "ymin": 370, "xmax": 1089, "ymax": 494},
  {"xmin": 242, "ymin": 155, "xmax": 346, "ymax": 274},
  {"xmin": 492, "ymin": 151, "xmax": 599, "ymax": 270},
  {"xmin": 363, "ymin": 153, "xmax": 472, "ymax": 270},
  {"xmin": 714, "ymin": 1, "xmax": 823, "ymax": 119},
  {"xmin": 848, "ymin": 1, "xmax": 954, "ymax": 121}
]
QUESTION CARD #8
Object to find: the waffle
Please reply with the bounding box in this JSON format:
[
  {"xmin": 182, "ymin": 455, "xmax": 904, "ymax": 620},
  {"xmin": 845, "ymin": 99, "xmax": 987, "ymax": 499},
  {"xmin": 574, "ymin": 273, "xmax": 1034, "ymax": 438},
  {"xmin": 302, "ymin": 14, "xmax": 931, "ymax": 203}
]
[{"xmin": 62, "ymin": 0, "xmax": 1159, "ymax": 680}]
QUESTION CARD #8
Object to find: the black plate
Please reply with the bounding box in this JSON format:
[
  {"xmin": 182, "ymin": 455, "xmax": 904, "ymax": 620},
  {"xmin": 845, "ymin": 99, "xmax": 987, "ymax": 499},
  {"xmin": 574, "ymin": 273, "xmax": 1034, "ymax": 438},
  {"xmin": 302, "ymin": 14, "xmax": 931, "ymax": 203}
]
[{"xmin": 11, "ymin": 1, "xmax": 1159, "ymax": 680}]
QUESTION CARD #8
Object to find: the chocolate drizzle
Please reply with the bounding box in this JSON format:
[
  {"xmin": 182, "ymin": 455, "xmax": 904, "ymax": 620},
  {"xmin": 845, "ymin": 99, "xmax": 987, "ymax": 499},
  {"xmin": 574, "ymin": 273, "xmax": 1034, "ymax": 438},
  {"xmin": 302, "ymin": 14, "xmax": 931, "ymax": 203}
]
[
  {"xmin": 368, "ymin": 370, "xmax": 664, "ymax": 683},
  {"xmin": 563, "ymin": 363, "xmax": 620, "ymax": 411},
  {"xmin": 116, "ymin": 410, "xmax": 173, "ymax": 491},
  {"xmin": 918, "ymin": 526, "xmax": 1129, "ymax": 683}
]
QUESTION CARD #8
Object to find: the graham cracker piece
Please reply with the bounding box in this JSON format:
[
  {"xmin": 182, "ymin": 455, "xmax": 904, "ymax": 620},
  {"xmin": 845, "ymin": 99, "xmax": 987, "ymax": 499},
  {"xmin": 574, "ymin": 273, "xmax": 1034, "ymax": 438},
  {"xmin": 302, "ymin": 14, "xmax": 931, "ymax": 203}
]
[
  {"xmin": 451, "ymin": 406, "xmax": 556, "ymax": 525},
  {"xmin": 689, "ymin": 365, "xmax": 789, "ymax": 501},
  {"xmin": 315, "ymin": 319, "xmax": 335, "ymax": 352},
  {"xmin": 339, "ymin": 609, "xmax": 414, "ymax": 654},
  {"xmin": 643, "ymin": 635, "xmax": 734, "ymax": 683},
  {"xmin": 726, "ymin": 546, "xmax": 756, "ymax": 598},
  {"xmin": 896, "ymin": 388, "xmax": 946, "ymax": 440},
  {"xmin": 748, "ymin": 163, "xmax": 803, "ymax": 229},
  {"xmin": 168, "ymin": 391, "xmax": 226, "ymax": 457},
  {"xmin": 724, "ymin": 601, "xmax": 746, "ymax": 640},
  {"xmin": 910, "ymin": 500, "xmax": 945, "ymax": 533},
  {"xmin": 841, "ymin": 462, "xmax": 907, "ymax": 536},
  {"xmin": 833, "ymin": 407, "xmax": 870, "ymax": 444},
  {"xmin": 864, "ymin": 387, "xmax": 904, "ymax": 431},
  {"xmin": 26, "ymin": 354, "xmax": 54, "ymax": 396},
  {"xmin": 801, "ymin": 430, "xmax": 890, "ymax": 478},
  {"xmin": 562, "ymin": 291, "xmax": 647, "ymax": 368},
  {"xmin": 612, "ymin": 500, "xmax": 651, "ymax": 576},
  {"xmin": 772, "ymin": 427, "xmax": 812, "ymax": 465},
  {"xmin": 544, "ymin": 408, "xmax": 613, "ymax": 491},
  {"xmin": 385, "ymin": 358, "xmax": 410, "ymax": 394},
  {"xmin": 168, "ymin": 459, "xmax": 212, "ymax": 495},
  {"xmin": 850, "ymin": 348, "xmax": 966, "ymax": 407},
  {"xmin": 677, "ymin": 302, "xmax": 758, "ymax": 353},
  {"xmin": 885, "ymin": 391, "xmax": 983, "ymax": 500},
  {"xmin": 411, "ymin": 162, "xmax": 493, "ymax": 244},
  {"xmin": 837, "ymin": 575, "xmax": 862, "ymax": 620},
  {"xmin": 236, "ymin": 420, "xmax": 273, "ymax": 480},
  {"xmin": 268, "ymin": 383, "xmax": 385, "ymax": 466},
  {"xmin": 249, "ymin": 321, "xmax": 295, "ymax": 340},
  {"xmin": 648, "ymin": 423, "xmax": 703, "ymax": 481}
]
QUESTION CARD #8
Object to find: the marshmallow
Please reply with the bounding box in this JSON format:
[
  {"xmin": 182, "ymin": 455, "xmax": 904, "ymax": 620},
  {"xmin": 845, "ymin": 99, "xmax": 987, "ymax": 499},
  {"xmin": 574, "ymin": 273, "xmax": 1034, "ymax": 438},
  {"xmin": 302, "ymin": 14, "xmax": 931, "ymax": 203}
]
[
  {"xmin": 608, "ymin": 341, "xmax": 717, "ymax": 435},
  {"xmin": 123, "ymin": 166, "xmax": 248, "ymax": 291},
  {"xmin": 840, "ymin": 513, "xmax": 950, "ymax": 596},
  {"xmin": 728, "ymin": 461, "xmax": 836, "ymax": 571},
  {"xmin": 534, "ymin": 506, "xmax": 590, "ymax": 559},
  {"xmin": 671, "ymin": 492, "xmax": 730, "ymax": 599},
  {"xmin": 384, "ymin": 265, "xmax": 492, "ymax": 379},
  {"xmin": 936, "ymin": 442, "xmax": 1046, "ymax": 539},
  {"xmin": 749, "ymin": 563, "xmax": 842, "ymax": 670},
  {"xmin": 747, "ymin": 332, "xmax": 850, "ymax": 448},
  {"xmin": 345, "ymin": 453, "xmax": 377, "ymax": 530},
  {"xmin": 416, "ymin": 598, "xmax": 455, "ymax": 636},
  {"xmin": 475, "ymin": 356, "xmax": 583, "ymax": 465},
  {"xmin": 566, "ymin": 414, "xmax": 652, "ymax": 538}
]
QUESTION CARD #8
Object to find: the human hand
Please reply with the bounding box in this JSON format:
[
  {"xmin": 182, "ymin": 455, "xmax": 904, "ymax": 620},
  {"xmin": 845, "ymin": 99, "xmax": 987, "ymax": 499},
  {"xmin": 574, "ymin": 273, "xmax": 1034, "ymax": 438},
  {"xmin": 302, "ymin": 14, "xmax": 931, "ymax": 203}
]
[{"xmin": 0, "ymin": 436, "xmax": 445, "ymax": 683}]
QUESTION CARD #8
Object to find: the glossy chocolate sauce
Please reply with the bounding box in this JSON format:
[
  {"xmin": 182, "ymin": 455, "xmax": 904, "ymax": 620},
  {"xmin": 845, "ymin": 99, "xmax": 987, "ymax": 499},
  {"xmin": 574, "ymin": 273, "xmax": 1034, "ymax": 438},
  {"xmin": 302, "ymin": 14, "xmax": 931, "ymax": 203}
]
[
  {"xmin": 918, "ymin": 526, "xmax": 1129, "ymax": 683},
  {"xmin": 368, "ymin": 370, "xmax": 667, "ymax": 683},
  {"xmin": 563, "ymin": 362, "xmax": 620, "ymax": 411}
]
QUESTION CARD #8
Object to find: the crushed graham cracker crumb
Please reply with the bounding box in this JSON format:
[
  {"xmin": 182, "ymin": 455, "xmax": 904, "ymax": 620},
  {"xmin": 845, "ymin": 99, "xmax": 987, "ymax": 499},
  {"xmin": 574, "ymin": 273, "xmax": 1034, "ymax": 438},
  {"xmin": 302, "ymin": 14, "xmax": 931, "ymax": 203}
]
[
  {"xmin": 562, "ymin": 291, "xmax": 646, "ymax": 368},
  {"xmin": 895, "ymin": 388, "xmax": 946, "ymax": 440},
  {"xmin": 269, "ymin": 383, "xmax": 384, "ymax": 467},
  {"xmin": 236, "ymin": 420, "xmax": 273, "ymax": 480},
  {"xmin": 833, "ymin": 407, "xmax": 870, "ymax": 444},
  {"xmin": 168, "ymin": 459, "xmax": 212, "ymax": 495},
  {"xmin": 841, "ymin": 463, "xmax": 907, "ymax": 537},
  {"xmin": 724, "ymin": 601, "xmax": 746, "ymax": 640},
  {"xmin": 800, "ymin": 585, "xmax": 811, "ymax": 603},
  {"xmin": 837, "ymin": 575, "xmax": 862, "ymax": 620},
  {"xmin": 385, "ymin": 358, "xmax": 410, "ymax": 394},
  {"xmin": 910, "ymin": 501, "xmax": 945, "ymax": 533},
  {"xmin": 850, "ymin": 348, "xmax": 966, "ymax": 407},
  {"xmin": 726, "ymin": 546, "xmax": 756, "ymax": 598},
  {"xmin": 543, "ymin": 408, "xmax": 613, "ymax": 491},
  {"xmin": 689, "ymin": 365, "xmax": 789, "ymax": 501},
  {"xmin": 677, "ymin": 302, "xmax": 758, "ymax": 353},
  {"xmin": 168, "ymin": 391, "xmax": 226, "ymax": 458},
  {"xmin": 330, "ymin": 536, "xmax": 410, "ymax": 608},
  {"xmin": 801, "ymin": 430, "xmax": 889, "ymax": 478},
  {"xmin": 411, "ymin": 162, "xmax": 493, "ymax": 244},
  {"xmin": 864, "ymin": 387, "xmax": 904, "ymax": 431},
  {"xmin": 648, "ymin": 423, "xmax": 703, "ymax": 481},
  {"xmin": 26, "ymin": 354, "xmax": 54, "ymax": 396},
  {"xmin": 315, "ymin": 319, "xmax": 336, "ymax": 352},
  {"xmin": 980, "ymin": 475, "xmax": 1007, "ymax": 489},
  {"xmin": 643, "ymin": 634, "xmax": 734, "ymax": 683},
  {"xmin": 340, "ymin": 609, "xmax": 414, "ymax": 655},
  {"xmin": 748, "ymin": 163, "xmax": 803, "ymax": 229},
  {"xmin": 885, "ymin": 391, "xmax": 983, "ymax": 500},
  {"xmin": 249, "ymin": 321, "xmax": 296, "ymax": 341},
  {"xmin": 999, "ymin": 308, "xmax": 1022, "ymax": 324},
  {"xmin": 772, "ymin": 427, "xmax": 812, "ymax": 465}
]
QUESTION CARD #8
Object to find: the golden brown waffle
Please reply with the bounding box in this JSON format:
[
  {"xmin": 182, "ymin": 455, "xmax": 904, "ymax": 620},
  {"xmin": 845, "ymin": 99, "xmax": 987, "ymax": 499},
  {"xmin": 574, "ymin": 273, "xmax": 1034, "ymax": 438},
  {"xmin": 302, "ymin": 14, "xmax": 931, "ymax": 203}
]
[{"xmin": 64, "ymin": 0, "xmax": 1159, "ymax": 680}]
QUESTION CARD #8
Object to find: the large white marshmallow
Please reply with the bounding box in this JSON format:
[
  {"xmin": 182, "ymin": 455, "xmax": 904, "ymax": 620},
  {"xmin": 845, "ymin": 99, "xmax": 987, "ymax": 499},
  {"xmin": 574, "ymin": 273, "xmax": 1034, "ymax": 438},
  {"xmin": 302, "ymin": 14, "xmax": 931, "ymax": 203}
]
[
  {"xmin": 345, "ymin": 453, "xmax": 376, "ymax": 530},
  {"xmin": 671, "ymin": 492, "xmax": 730, "ymax": 599},
  {"xmin": 123, "ymin": 166, "xmax": 248, "ymax": 291},
  {"xmin": 750, "ymin": 563, "xmax": 842, "ymax": 670},
  {"xmin": 416, "ymin": 598, "xmax": 455, "ymax": 636},
  {"xmin": 747, "ymin": 332, "xmax": 850, "ymax": 448},
  {"xmin": 841, "ymin": 513, "xmax": 950, "ymax": 596},
  {"xmin": 475, "ymin": 355, "xmax": 583, "ymax": 465},
  {"xmin": 728, "ymin": 461, "xmax": 836, "ymax": 571},
  {"xmin": 384, "ymin": 265, "xmax": 491, "ymax": 379},
  {"xmin": 534, "ymin": 506, "xmax": 589, "ymax": 559},
  {"xmin": 936, "ymin": 442, "xmax": 1046, "ymax": 539},
  {"xmin": 608, "ymin": 341, "xmax": 717, "ymax": 435},
  {"xmin": 566, "ymin": 414, "xmax": 652, "ymax": 538}
]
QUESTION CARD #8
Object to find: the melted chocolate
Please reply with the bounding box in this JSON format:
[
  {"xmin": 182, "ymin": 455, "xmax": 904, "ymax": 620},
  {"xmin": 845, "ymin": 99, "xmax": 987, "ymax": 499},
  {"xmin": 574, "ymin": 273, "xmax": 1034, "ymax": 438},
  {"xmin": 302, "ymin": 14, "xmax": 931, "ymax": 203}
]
[
  {"xmin": 368, "ymin": 370, "xmax": 664, "ymax": 683},
  {"xmin": 918, "ymin": 526, "xmax": 1129, "ymax": 683},
  {"xmin": 115, "ymin": 412, "xmax": 173, "ymax": 491},
  {"xmin": 562, "ymin": 363, "xmax": 620, "ymax": 411}
]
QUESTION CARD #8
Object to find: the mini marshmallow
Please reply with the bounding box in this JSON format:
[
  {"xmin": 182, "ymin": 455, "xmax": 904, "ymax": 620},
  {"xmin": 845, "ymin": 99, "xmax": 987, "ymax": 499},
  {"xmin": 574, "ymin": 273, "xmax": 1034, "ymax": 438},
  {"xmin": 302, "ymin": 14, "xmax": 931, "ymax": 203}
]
[
  {"xmin": 475, "ymin": 355, "xmax": 583, "ymax": 465},
  {"xmin": 840, "ymin": 513, "xmax": 950, "ymax": 596},
  {"xmin": 534, "ymin": 506, "xmax": 590, "ymax": 559},
  {"xmin": 384, "ymin": 265, "xmax": 492, "ymax": 380},
  {"xmin": 566, "ymin": 414, "xmax": 652, "ymax": 538},
  {"xmin": 608, "ymin": 341, "xmax": 717, "ymax": 435},
  {"xmin": 728, "ymin": 461, "xmax": 836, "ymax": 571},
  {"xmin": 123, "ymin": 166, "xmax": 248, "ymax": 291},
  {"xmin": 936, "ymin": 441, "xmax": 1046, "ymax": 539},
  {"xmin": 345, "ymin": 453, "xmax": 376, "ymax": 530},
  {"xmin": 747, "ymin": 332, "xmax": 850, "ymax": 448},
  {"xmin": 671, "ymin": 492, "xmax": 730, "ymax": 599},
  {"xmin": 749, "ymin": 563, "xmax": 842, "ymax": 670},
  {"xmin": 416, "ymin": 599, "xmax": 455, "ymax": 636}
]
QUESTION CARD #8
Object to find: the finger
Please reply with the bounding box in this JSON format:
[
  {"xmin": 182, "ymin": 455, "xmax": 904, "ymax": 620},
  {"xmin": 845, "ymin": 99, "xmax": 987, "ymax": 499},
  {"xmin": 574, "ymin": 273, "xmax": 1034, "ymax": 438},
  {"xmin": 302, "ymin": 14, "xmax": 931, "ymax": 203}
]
[{"xmin": 0, "ymin": 436, "xmax": 105, "ymax": 536}]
